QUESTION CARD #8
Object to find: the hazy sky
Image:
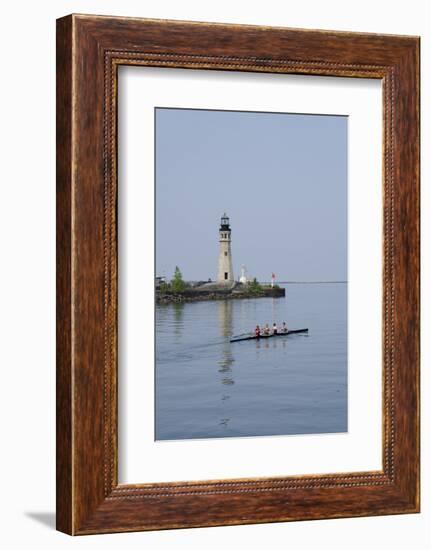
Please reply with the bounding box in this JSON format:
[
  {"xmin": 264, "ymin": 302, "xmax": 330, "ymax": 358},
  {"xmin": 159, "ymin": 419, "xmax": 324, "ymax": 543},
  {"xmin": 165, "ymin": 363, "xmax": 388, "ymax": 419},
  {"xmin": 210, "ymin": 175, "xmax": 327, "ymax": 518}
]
[{"xmin": 155, "ymin": 108, "xmax": 347, "ymax": 282}]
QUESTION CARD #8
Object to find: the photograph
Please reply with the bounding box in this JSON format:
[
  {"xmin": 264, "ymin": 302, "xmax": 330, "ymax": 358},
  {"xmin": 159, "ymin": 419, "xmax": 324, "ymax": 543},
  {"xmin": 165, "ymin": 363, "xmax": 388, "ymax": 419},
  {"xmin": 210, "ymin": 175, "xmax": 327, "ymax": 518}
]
[{"xmin": 155, "ymin": 107, "xmax": 348, "ymax": 440}]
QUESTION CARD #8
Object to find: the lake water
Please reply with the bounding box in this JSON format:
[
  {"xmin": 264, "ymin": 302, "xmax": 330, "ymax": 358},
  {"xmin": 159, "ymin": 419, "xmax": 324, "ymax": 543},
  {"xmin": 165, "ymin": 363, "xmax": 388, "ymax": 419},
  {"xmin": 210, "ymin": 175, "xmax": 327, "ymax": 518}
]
[{"xmin": 155, "ymin": 283, "xmax": 347, "ymax": 440}]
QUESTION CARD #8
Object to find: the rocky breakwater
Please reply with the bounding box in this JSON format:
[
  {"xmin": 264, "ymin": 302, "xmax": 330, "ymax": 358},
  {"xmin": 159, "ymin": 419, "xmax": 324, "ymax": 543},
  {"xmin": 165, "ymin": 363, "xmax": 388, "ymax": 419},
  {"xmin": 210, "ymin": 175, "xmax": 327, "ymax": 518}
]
[{"xmin": 156, "ymin": 281, "xmax": 285, "ymax": 304}]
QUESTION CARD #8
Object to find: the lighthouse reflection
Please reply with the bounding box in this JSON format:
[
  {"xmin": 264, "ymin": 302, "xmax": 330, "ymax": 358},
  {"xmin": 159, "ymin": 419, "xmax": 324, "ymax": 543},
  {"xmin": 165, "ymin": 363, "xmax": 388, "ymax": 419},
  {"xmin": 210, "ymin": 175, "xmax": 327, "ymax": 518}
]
[
  {"xmin": 217, "ymin": 300, "xmax": 234, "ymax": 385},
  {"xmin": 217, "ymin": 300, "xmax": 235, "ymax": 429}
]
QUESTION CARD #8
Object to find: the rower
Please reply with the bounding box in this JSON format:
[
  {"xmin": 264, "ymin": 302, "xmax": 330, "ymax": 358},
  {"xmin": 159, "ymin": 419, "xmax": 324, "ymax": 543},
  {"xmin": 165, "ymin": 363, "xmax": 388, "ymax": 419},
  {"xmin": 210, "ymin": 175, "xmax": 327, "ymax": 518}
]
[
  {"xmin": 273, "ymin": 322, "xmax": 278, "ymax": 335},
  {"xmin": 263, "ymin": 324, "xmax": 271, "ymax": 335},
  {"xmin": 255, "ymin": 325, "xmax": 261, "ymax": 338},
  {"xmin": 281, "ymin": 321, "xmax": 288, "ymax": 333}
]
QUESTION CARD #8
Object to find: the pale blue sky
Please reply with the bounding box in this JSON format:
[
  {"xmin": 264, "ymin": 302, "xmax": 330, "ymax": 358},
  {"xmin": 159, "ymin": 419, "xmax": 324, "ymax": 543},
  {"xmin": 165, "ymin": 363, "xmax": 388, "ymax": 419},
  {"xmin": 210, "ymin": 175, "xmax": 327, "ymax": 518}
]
[{"xmin": 155, "ymin": 108, "xmax": 347, "ymax": 282}]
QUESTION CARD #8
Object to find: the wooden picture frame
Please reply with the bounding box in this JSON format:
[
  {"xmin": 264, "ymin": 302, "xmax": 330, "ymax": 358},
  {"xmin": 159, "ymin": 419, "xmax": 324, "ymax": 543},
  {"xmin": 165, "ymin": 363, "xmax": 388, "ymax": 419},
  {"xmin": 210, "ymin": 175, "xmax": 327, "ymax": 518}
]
[{"xmin": 56, "ymin": 14, "xmax": 420, "ymax": 535}]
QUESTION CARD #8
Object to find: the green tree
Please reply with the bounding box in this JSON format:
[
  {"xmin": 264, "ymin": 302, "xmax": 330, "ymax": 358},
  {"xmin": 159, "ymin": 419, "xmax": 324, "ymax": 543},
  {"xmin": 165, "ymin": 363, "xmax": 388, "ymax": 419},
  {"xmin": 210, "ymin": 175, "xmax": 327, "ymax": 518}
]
[
  {"xmin": 248, "ymin": 277, "xmax": 263, "ymax": 295},
  {"xmin": 159, "ymin": 281, "xmax": 170, "ymax": 293},
  {"xmin": 171, "ymin": 266, "xmax": 186, "ymax": 294}
]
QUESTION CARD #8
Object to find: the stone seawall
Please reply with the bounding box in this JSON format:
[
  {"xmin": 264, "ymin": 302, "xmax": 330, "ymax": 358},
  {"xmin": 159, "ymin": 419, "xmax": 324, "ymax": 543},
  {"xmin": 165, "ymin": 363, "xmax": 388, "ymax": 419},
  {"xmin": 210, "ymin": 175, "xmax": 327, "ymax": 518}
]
[{"xmin": 156, "ymin": 286, "xmax": 285, "ymax": 305}]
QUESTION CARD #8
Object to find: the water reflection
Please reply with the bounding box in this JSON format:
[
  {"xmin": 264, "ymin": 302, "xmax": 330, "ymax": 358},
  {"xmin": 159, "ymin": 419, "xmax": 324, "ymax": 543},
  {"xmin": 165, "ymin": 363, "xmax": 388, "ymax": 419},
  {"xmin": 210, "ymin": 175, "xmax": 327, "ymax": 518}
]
[
  {"xmin": 217, "ymin": 300, "xmax": 235, "ymax": 428},
  {"xmin": 172, "ymin": 302, "xmax": 184, "ymax": 338},
  {"xmin": 255, "ymin": 337, "xmax": 288, "ymax": 351},
  {"xmin": 218, "ymin": 299, "xmax": 233, "ymax": 338},
  {"xmin": 217, "ymin": 300, "xmax": 234, "ymax": 384}
]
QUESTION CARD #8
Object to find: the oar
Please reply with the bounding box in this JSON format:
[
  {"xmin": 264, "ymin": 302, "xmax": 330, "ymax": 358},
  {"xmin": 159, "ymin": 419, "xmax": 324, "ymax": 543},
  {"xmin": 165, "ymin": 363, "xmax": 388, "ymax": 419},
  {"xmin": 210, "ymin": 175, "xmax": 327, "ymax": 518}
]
[{"xmin": 230, "ymin": 331, "xmax": 252, "ymax": 338}]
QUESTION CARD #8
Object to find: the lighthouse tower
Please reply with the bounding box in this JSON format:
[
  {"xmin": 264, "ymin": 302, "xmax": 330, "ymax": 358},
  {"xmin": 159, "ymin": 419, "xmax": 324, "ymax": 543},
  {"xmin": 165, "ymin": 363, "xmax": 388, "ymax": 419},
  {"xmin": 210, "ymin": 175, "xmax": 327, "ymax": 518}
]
[{"xmin": 217, "ymin": 213, "xmax": 234, "ymax": 283}]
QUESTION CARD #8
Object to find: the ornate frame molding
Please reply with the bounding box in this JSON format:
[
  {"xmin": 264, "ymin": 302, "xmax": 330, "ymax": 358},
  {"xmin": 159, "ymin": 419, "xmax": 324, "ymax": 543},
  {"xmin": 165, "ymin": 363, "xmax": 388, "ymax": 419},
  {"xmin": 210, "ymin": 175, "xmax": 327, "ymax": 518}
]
[{"xmin": 57, "ymin": 15, "xmax": 419, "ymax": 534}]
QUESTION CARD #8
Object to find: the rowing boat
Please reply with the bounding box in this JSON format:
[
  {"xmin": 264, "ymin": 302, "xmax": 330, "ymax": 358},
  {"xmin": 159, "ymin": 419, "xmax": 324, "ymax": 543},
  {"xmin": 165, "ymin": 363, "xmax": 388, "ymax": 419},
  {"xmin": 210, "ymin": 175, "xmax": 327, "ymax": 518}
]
[{"xmin": 230, "ymin": 328, "xmax": 308, "ymax": 343}]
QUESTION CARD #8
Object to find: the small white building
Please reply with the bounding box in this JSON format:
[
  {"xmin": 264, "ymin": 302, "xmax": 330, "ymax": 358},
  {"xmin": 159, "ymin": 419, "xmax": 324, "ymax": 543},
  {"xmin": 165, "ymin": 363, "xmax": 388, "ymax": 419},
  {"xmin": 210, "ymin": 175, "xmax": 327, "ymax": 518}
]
[{"xmin": 239, "ymin": 264, "xmax": 248, "ymax": 284}]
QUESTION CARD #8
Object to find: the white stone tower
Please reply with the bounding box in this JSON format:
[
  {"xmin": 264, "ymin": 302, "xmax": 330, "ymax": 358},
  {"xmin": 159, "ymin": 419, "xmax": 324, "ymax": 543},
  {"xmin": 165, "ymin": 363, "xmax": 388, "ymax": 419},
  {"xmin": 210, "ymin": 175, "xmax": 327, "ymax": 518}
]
[{"xmin": 217, "ymin": 213, "xmax": 234, "ymax": 283}]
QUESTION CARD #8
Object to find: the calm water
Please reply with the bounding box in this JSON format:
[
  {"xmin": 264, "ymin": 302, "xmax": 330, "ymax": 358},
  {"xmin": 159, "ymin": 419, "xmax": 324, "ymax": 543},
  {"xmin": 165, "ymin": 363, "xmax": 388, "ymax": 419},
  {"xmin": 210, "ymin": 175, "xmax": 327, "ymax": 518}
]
[{"xmin": 155, "ymin": 283, "xmax": 347, "ymax": 440}]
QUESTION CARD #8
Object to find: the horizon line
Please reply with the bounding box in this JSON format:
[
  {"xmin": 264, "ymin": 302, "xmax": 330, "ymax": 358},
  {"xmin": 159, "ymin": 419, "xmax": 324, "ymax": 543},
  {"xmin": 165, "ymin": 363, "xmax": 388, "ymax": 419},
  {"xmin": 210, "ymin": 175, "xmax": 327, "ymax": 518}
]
[
  {"xmin": 174, "ymin": 279, "xmax": 348, "ymax": 284},
  {"xmin": 264, "ymin": 281, "xmax": 347, "ymax": 284}
]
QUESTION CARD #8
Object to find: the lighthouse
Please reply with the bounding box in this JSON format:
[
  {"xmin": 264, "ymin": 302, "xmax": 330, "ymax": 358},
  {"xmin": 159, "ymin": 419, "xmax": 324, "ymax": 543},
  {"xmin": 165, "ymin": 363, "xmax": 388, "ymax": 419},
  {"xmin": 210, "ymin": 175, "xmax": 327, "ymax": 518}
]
[{"xmin": 217, "ymin": 213, "xmax": 234, "ymax": 283}]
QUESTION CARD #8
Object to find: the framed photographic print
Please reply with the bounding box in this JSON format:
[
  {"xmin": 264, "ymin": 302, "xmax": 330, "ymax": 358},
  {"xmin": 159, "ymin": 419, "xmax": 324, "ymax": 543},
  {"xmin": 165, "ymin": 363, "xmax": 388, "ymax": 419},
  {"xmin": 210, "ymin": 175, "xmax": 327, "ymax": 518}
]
[{"xmin": 56, "ymin": 14, "xmax": 420, "ymax": 535}]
